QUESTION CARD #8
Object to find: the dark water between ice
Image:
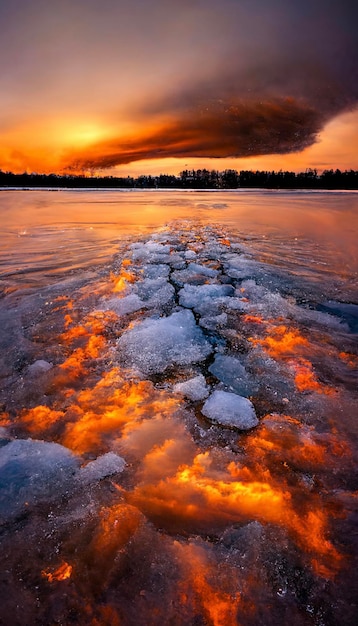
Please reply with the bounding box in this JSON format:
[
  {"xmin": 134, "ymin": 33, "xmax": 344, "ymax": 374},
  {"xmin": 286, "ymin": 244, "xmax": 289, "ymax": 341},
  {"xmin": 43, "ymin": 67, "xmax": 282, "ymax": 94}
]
[{"xmin": 0, "ymin": 189, "xmax": 357, "ymax": 625}]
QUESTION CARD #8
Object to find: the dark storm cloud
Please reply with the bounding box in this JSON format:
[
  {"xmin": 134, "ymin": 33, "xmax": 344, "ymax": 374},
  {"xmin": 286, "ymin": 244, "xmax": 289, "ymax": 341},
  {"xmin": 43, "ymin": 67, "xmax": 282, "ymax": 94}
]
[
  {"xmin": 69, "ymin": 98, "xmax": 322, "ymax": 170},
  {"xmin": 64, "ymin": 0, "xmax": 358, "ymax": 170}
]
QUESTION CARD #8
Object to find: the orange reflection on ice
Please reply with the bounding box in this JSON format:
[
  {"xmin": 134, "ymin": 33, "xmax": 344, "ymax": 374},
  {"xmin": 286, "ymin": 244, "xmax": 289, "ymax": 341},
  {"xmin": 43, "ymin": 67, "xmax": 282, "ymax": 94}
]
[
  {"xmin": 245, "ymin": 415, "xmax": 327, "ymax": 470},
  {"xmin": 111, "ymin": 264, "xmax": 137, "ymax": 294},
  {"xmin": 129, "ymin": 449, "xmax": 342, "ymax": 576},
  {"xmin": 249, "ymin": 322, "xmax": 337, "ymax": 395},
  {"xmin": 64, "ymin": 313, "xmax": 73, "ymax": 328},
  {"xmin": 62, "ymin": 368, "xmax": 179, "ymax": 455},
  {"xmin": 0, "ymin": 412, "xmax": 11, "ymax": 427},
  {"xmin": 242, "ymin": 414, "xmax": 346, "ymax": 573},
  {"xmin": 252, "ymin": 324, "xmax": 309, "ymax": 357},
  {"xmin": 61, "ymin": 311, "xmax": 118, "ymax": 345},
  {"xmin": 57, "ymin": 311, "xmax": 117, "ymax": 381},
  {"xmin": 290, "ymin": 358, "xmax": 335, "ymax": 395},
  {"xmin": 130, "ymin": 451, "xmax": 289, "ymax": 528},
  {"xmin": 63, "ymin": 299, "xmax": 74, "ymax": 328},
  {"xmin": 19, "ymin": 405, "xmax": 65, "ymax": 435},
  {"xmin": 78, "ymin": 503, "xmax": 143, "ymax": 592},
  {"xmin": 59, "ymin": 335, "xmax": 105, "ymax": 377},
  {"xmin": 339, "ymin": 351, "xmax": 358, "ymax": 368},
  {"xmin": 90, "ymin": 503, "xmax": 142, "ymax": 559},
  {"xmin": 42, "ymin": 561, "xmax": 73, "ymax": 583},
  {"xmin": 174, "ymin": 541, "xmax": 241, "ymax": 626},
  {"xmin": 242, "ymin": 314, "xmax": 265, "ymax": 325},
  {"xmin": 15, "ymin": 366, "xmax": 180, "ymax": 454}
]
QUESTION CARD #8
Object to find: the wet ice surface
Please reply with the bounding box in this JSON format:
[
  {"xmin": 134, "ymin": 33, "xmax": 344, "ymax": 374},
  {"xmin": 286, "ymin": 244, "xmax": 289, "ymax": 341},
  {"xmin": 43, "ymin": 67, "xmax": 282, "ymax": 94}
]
[
  {"xmin": 202, "ymin": 390, "xmax": 258, "ymax": 429},
  {"xmin": 0, "ymin": 217, "xmax": 358, "ymax": 626}
]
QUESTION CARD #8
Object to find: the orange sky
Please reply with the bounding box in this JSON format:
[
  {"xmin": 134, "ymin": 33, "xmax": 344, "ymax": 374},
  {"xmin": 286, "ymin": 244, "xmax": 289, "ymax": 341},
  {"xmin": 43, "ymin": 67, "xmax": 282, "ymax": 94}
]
[{"xmin": 0, "ymin": 0, "xmax": 357, "ymax": 176}]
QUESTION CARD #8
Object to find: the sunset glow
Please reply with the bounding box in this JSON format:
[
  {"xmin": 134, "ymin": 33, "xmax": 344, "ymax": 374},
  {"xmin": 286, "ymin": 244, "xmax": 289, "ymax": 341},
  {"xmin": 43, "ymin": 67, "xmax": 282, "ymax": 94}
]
[{"xmin": 0, "ymin": 1, "xmax": 357, "ymax": 176}]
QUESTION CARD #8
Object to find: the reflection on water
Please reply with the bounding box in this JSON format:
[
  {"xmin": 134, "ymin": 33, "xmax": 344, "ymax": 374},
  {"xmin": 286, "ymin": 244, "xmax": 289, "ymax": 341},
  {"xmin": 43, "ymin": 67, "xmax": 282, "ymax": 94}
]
[
  {"xmin": 0, "ymin": 190, "xmax": 357, "ymax": 625},
  {"xmin": 1, "ymin": 189, "xmax": 357, "ymax": 294}
]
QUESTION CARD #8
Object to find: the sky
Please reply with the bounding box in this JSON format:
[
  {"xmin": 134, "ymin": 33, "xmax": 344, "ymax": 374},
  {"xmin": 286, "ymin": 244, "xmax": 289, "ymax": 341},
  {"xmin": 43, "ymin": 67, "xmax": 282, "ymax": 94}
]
[{"xmin": 0, "ymin": 0, "xmax": 357, "ymax": 176}]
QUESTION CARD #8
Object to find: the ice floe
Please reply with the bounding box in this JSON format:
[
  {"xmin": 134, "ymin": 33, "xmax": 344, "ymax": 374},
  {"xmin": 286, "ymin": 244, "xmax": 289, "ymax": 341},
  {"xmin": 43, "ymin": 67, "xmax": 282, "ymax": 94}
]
[
  {"xmin": 79, "ymin": 452, "xmax": 126, "ymax": 484},
  {"xmin": 202, "ymin": 390, "xmax": 259, "ymax": 429},
  {"xmin": 117, "ymin": 309, "xmax": 212, "ymax": 374},
  {"xmin": 0, "ymin": 439, "xmax": 79, "ymax": 520},
  {"xmin": 173, "ymin": 374, "xmax": 210, "ymax": 401}
]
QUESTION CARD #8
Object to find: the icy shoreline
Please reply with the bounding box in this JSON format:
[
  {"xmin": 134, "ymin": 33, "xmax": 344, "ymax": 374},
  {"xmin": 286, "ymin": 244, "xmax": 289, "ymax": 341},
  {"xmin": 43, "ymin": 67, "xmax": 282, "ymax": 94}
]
[{"xmin": 0, "ymin": 222, "xmax": 357, "ymax": 626}]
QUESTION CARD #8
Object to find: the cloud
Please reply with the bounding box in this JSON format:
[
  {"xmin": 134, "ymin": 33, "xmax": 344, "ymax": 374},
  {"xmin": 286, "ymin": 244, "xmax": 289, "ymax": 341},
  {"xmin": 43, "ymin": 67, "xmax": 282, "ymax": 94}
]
[
  {"xmin": 64, "ymin": 0, "xmax": 358, "ymax": 172},
  {"xmin": 2, "ymin": 0, "xmax": 358, "ymax": 173},
  {"xmin": 66, "ymin": 97, "xmax": 325, "ymax": 171}
]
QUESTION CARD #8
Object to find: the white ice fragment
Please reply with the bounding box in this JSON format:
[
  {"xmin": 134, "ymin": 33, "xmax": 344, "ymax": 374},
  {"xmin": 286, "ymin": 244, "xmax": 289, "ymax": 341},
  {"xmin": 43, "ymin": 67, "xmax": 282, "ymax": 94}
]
[
  {"xmin": 202, "ymin": 390, "xmax": 258, "ymax": 430},
  {"xmin": 199, "ymin": 312, "xmax": 228, "ymax": 330},
  {"xmin": 130, "ymin": 241, "xmax": 172, "ymax": 264},
  {"xmin": 222, "ymin": 297, "xmax": 248, "ymax": 312},
  {"xmin": 105, "ymin": 293, "xmax": 144, "ymax": 315},
  {"xmin": 130, "ymin": 242, "xmax": 171, "ymax": 255},
  {"xmin": 0, "ymin": 439, "xmax": 79, "ymax": 520},
  {"xmin": 117, "ymin": 309, "xmax": 212, "ymax": 374},
  {"xmin": 173, "ymin": 374, "xmax": 209, "ymax": 401},
  {"xmin": 178, "ymin": 284, "xmax": 234, "ymax": 312},
  {"xmin": 142, "ymin": 264, "xmax": 170, "ymax": 279},
  {"xmin": 28, "ymin": 360, "xmax": 53, "ymax": 375},
  {"xmin": 136, "ymin": 277, "xmax": 175, "ymax": 307},
  {"xmin": 79, "ymin": 452, "xmax": 126, "ymax": 484},
  {"xmin": 187, "ymin": 263, "xmax": 219, "ymax": 278}
]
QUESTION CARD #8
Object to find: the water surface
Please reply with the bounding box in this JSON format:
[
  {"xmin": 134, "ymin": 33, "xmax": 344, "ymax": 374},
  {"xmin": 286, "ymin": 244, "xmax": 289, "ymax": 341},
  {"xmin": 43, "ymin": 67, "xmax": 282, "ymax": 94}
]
[{"xmin": 0, "ymin": 189, "xmax": 357, "ymax": 626}]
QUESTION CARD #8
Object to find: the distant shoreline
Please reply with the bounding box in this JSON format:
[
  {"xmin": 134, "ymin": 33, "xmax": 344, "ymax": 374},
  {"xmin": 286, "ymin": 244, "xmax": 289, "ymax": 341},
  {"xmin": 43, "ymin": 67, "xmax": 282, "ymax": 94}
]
[{"xmin": 1, "ymin": 168, "xmax": 358, "ymax": 190}]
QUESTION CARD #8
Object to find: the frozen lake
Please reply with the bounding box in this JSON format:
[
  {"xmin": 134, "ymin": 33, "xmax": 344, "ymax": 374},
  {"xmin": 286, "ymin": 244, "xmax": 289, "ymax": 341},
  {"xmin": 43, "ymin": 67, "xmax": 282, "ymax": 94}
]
[{"xmin": 0, "ymin": 189, "xmax": 357, "ymax": 625}]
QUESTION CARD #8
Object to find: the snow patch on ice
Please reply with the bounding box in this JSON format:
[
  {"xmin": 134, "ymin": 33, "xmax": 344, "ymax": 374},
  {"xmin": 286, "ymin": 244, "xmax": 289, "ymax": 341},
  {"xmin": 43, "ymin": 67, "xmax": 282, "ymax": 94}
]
[
  {"xmin": 202, "ymin": 390, "xmax": 258, "ymax": 430},
  {"xmin": 173, "ymin": 374, "xmax": 209, "ymax": 401},
  {"xmin": 117, "ymin": 309, "xmax": 212, "ymax": 374},
  {"xmin": 199, "ymin": 312, "xmax": 228, "ymax": 331},
  {"xmin": 178, "ymin": 284, "xmax": 235, "ymax": 313},
  {"xmin": 79, "ymin": 452, "xmax": 126, "ymax": 484},
  {"xmin": 0, "ymin": 439, "xmax": 79, "ymax": 520},
  {"xmin": 135, "ymin": 277, "xmax": 175, "ymax": 307},
  {"xmin": 105, "ymin": 293, "xmax": 145, "ymax": 315}
]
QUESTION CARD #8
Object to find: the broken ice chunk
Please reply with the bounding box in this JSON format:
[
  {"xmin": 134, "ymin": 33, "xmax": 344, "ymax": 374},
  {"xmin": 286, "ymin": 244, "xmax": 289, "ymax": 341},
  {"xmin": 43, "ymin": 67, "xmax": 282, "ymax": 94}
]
[
  {"xmin": 172, "ymin": 263, "xmax": 218, "ymax": 287},
  {"xmin": 173, "ymin": 374, "xmax": 209, "ymax": 401},
  {"xmin": 187, "ymin": 263, "xmax": 219, "ymax": 278},
  {"xmin": 202, "ymin": 390, "xmax": 258, "ymax": 430},
  {"xmin": 0, "ymin": 439, "xmax": 79, "ymax": 520},
  {"xmin": 105, "ymin": 293, "xmax": 144, "ymax": 315},
  {"xmin": 27, "ymin": 360, "xmax": 53, "ymax": 375},
  {"xmin": 130, "ymin": 241, "xmax": 171, "ymax": 260},
  {"xmin": 178, "ymin": 284, "xmax": 234, "ymax": 313},
  {"xmin": 199, "ymin": 313, "xmax": 228, "ymax": 331},
  {"xmin": 117, "ymin": 309, "xmax": 212, "ymax": 374},
  {"xmin": 142, "ymin": 264, "xmax": 170, "ymax": 279},
  {"xmin": 209, "ymin": 354, "xmax": 257, "ymax": 397},
  {"xmin": 79, "ymin": 452, "xmax": 126, "ymax": 484},
  {"xmin": 135, "ymin": 277, "xmax": 175, "ymax": 307}
]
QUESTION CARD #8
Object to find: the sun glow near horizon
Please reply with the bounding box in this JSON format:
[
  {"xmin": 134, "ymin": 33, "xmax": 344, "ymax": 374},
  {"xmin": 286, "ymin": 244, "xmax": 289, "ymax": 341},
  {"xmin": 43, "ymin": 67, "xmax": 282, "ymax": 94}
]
[{"xmin": 1, "ymin": 107, "xmax": 357, "ymax": 177}]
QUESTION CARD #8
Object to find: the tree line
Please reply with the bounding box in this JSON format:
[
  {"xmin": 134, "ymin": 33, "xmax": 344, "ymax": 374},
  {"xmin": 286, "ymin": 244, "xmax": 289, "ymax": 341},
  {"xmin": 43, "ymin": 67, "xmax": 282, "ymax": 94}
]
[{"xmin": 0, "ymin": 168, "xmax": 358, "ymax": 189}]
